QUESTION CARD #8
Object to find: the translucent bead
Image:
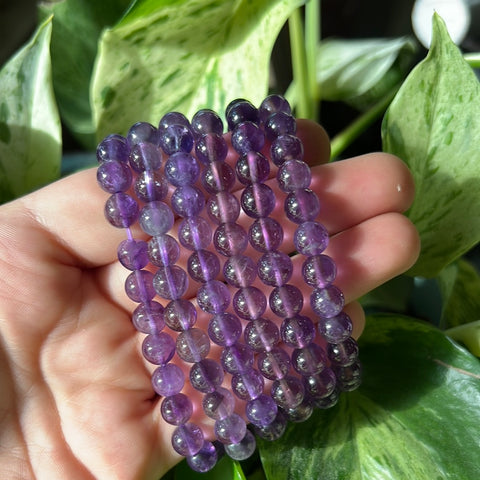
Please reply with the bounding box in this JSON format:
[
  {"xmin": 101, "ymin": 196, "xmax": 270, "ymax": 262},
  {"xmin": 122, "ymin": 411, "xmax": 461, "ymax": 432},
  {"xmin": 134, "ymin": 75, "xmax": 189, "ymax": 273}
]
[
  {"xmin": 134, "ymin": 170, "xmax": 168, "ymax": 202},
  {"xmin": 171, "ymin": 423, "xmax": 204, "ymax": 456},
  {"xmin": 163, "ymin": 299, "xmax": 197, "ymax": 331},
  {"xmin": 164, "ymin": 152, "xmax": 200, "ymax": 186},
  {"xmin": 224, "ymin": 430, "xmax": 256, "ymax": 461},
  {"xmin": 142, "ymin": 332, "xmax": 176, "ymax": 365},
  {"xmin": 153, "ymin": 265, "xmax": 188, "ymax": 300},
  {"xmin": 248, "ymin": 217, "xmax": 284, "ymax": 252},
  {"xmin": 195, "ymin": 133, "xmax": 228, "ymax": 164},
  {"xmin": 187, "ymin": 249, "xmax": 220, "ymax": 283},
  {"xmin": 259, "ymin": 94, "xmax": 292, "ymax": 123},
  {"xmin": 176, "ymin": 328, "xmax": 211, "ymax": 363},
  {"xmin": 254, "ymin": 411, "xmax": 287, "ymax": 441},
  {"xmin": 117, "ymin": 239, "xmax": 149, "ymax": 270},
  {"xmin": 213, "ymin": 222, "xmax": 248, "ymax": 257},
  {"xmin": 97, "ymin": 160, "xmax": 132, "ymax": 193},
  {"xmin": 189, "ymin": 359, "xmax": 224, "ymax": 393},
  {"xmin": 221, "ymin": 343, "xmax": 254, "ymax": 374},
  {"xmin": 226, "ymin": 99, "xmax": 259, "ymax": 130},
  {"xmin": 257, "ymin": 347, "xmax": 291, "ymax": 380},
  {"xmin": 161, "ymin": 393, "xmax": 193, "ymax": 425},
  {"xmin": 302, "ymin": 254, "xmax": 336, "ymax": 288},
  {"xmin": 277, "ymin": 159, "xmax": 311, "ymax": 192},
  {"xmin": 202, "ymin": 161, "xmax": 235, "ymax": 194},
  {"xmin": 246, "ymin": 394, "xmax": 278, "ymax": 427},
  {"xmin": 202, "ymin": 387, "xmax": 235, "ymax": 420},
  {"xmin": 294, "ymin": 221, "xmax": 329, "ymax": 256},
  {"xmin": 244, "ymin": 318, "xmax": 280, "ymax": 352},
  {"xmin": 159, "ymin": 124, "xmax": 194, "ymax": 155},
  {"xmin": 214, "ymin": 413, "xmax": 247, "ymax": 444},
  {"xmin": 311, "ymin": 285, "xmax": 345, "ymax": 318},
  {"xmin": 270, "ymin": 134, "xmax": 304, "ymax": 166},
  {"xmin": 158, "ymin": 111, "xmax": 190, "ymax": 131},
  {"xmin": 96, "ymin": 134, "xmax": 129, "ymax": 163},
  {"xmin": 104, "ymin": 193, "xmax": 138, "ymax": 228},
  {"xmin": 148, "ymin": 234, "xmax": 180, "ymax": 267},
  {"xmin": 187, "ymin": 440, "xmax": 218, "ymax": 473},
  {"xmin": 285, "ymin": 189, "xmax": 320, "ymax": 224},
  {"xmin": 304, "ymin": 367, "xmax": 336, "ymax": 399},
  {"xmin": 328, "ymin": 338, "xmax": 359, "ymax": 366},
  {"xmin": 232, "ymin": 286, "xmax": 267, "ymax": 320},
  {"xmin": 127, "ymin": 121, "xmax": 159, "ymax": 147},
  {"xmin": 132, "ymin": 301, "xmax": 165, "ymax": 334},
  {"xmin": 318, "ymin": 312, "xmax": 353, "ymax": 343},
  {"xmin": 284, "ymin": 400, "xmax": 314, "ymax": 423},
  {"xmin": 197, "ymin": 280, "xmax": 231, "ymax": 314},
  {"xmin": 280, "ymin": 315, "xmax": 316, "ymax": 349},
  {"xmin": 269, "ymin": 284, "xmax": 304, "ymax": 318},
  {"xmin": 271, "ymin": 375, "xmax": 305, "ymax": 409},
  {"xmin": 312, "ymin": 387, "xmax": 340, "ymax": 409},
  {"xmin": 171, "ymin": 185, "xmax": 205, "ymax": 218},
  {"xmin": 139, "ymin": 201, "xmax": 174, "ymax": 236},
  {"xmin": 208, "ymin": 313, "xmax": 242, "ymax": 346},
  {"xmin": 231, "ymin": 121, "xmax": 265, "ymax": 154},
  {"xmin": 231, "ymin": 369, "xmax": 264, "ymax": 401},
  {"xmin": 292, "ymin": 343, "xmax": 327, "ymax": 375},
  {"xmin": 151, "ymin": 363, "xmax": 185, "ymax": 396},
  {"xmin": 257, "ymin": 250, "xmax": 293, "ymax": 287},
  {"xmin": 335, "ymin": 360, "xmax": 362, "ymax": 391},
  {"xmin": 235, "ymin": 151, "xmax": 270, "ymax": 185},
  {"xmin": 125, "ymin": 270, "xmax": 156, "ymax": 303},
  {"xmin": 178, "ymin": 217, "xmax": 212, "ymax": 251},
  {"xmin": 129, "ymin": 142, "xmax": 162, "ymax": 172},
  {"xmin": 264, "ymin": 111, "xmax": 296, "ymax": 140},
  {"xmin": 241, "ymin": 183, "xmax": 276, "ymax": 218},
  {"xmin": 206, "ymin": 192, "xmax": 240, "ymax": 224},
  {"xmin": 223, "ymin": 255, "xmax": 257, "ymax": 288},
  {"xmin": 191, "ymin": 109, "xmax": 224, "ymax": 137}
]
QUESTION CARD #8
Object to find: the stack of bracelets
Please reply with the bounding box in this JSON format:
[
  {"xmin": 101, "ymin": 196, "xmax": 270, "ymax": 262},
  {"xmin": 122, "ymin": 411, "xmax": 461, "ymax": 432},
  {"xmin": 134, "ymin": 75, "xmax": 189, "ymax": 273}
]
[{"xmin": 95, "ymin": 95, "xmax": 361, "ymax": 472}]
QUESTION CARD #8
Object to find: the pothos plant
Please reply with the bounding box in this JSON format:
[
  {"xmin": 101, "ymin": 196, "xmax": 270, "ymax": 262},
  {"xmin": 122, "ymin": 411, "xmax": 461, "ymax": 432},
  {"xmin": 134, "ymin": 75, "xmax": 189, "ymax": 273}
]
[{"xmin": 1, "ymin": 1, "xmax": 479, "ymax": 479}]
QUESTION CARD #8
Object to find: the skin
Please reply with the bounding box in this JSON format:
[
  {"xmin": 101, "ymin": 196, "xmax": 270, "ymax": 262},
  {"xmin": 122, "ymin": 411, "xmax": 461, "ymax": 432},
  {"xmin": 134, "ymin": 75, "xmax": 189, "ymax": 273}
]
[{"xmin": 0, "ymin": 119, "xmax": 420, "ymax": 480}]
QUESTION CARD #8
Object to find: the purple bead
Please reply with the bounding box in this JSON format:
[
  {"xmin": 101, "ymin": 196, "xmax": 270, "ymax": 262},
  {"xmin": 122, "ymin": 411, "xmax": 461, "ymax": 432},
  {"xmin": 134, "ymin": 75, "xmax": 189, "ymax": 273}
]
[
  {"xmin": 254, "ymin": 411, "xmax": 287, "ymax": 441},
  {"xmin": 117, "ymin": 239, "xmax": 149, "ymax": 270},
  {"xmin": 172, "ymin": 423, "xmax": 204, "ymax": 456},
  {"xmin": 176, "ymin": 328, "xmax": 211, "ymax": 363},
  {"xmin": 190, "ymin": 359, "xmax": 224, "ymax": 393},
  {"xmin": 294, "ymin": 221, "xmax": 329, "ymax": 256},
  {"xmin": 139, "ymin": 201, "xmax": 174, "ymax": 236},
  {"xmin": 223, "ymin": 254, "xmax": 257, "ymax": 288},
  {"xmin": 202, "ymin": 161, "xmax": 235, "ymax": 194},
  {"xmin": 163, "ymin": 299, "xmax": 197, "ymax": 331},
  {"xmin": 311, "ymin": 285, "xmax": 345, "ymax": 318},
  {"xmin": 129, "ymin": 142, "xmax": 162, "ymax": 172},
  {"xmin": 224, "ymin": 430, "xmax": 256, "ymax": 461},
  {"xmin": 127, "ymin": 122, "xmax": 159, "ymax": 147},
  {"xmin": 244, "ymin": 317, "xmax": 280, "ymax": 352},
  {"xmin": 208, "ymin": 313, "xmax": 242, "ymax": 346},
  {"xmin": 221, "ymin": 343, "xmax": 254, "ymax": 374},
  {"xmin": 142, "ymin": 332, "xmax": 176, "ymax": 365},
  {"xmin": 178, "ymin": 217, "xmax": 212, "ymax": 251},
  {"xmin": 304, "ymin": 367, "xmax": 337, "ymax": 399},
  {"xmin": 159, "ymin": 124, "xmax": 194, "ymax": 154},
  {"xmin": 235, "ymin": 151, "xmax": 270, "ymax": 185},
  {"xmin": 187, "ymin": 441, "xmax": 218, "ymax": 473},
  {"xmin": 270, "ymin": 134, "xmax": 304, "ymax": 166},
  {"xmin": 164, "ymin": 152, "xmax": 200, "ymax": 186},
  {"xmin": 231, "ymin": 121, "xmax": 265, "ymax": 154},
  {"xmin": 241, "ymin": 183, "xmax": 276, "ymax": 218},
  {"xmin": 335, "ymin": 360, "xmax": 362, "ymax": 391},
  {"xmin": 151, "ymin": 363, "xmax": 185, "ymax": 396},
  {"xmin": 195, "ymin": 133, "xmax": 228, "ymax": 164},
  {"xmin": 96, "ymin": 134, "xmax": 129, "ymax": 163},
  {"xmin": 271, "ymin": 375, "xmax": 305, "ymax": 409},
  {"xmin": 191, "ymin": 109, "xmax": 224, "ymax": 137},
  {"xmin": 187, "ymin": 249, "xmax": 220, "ymax": 283},
  {"xmin": 207, "ymin": 192, "xmax": 240, "ymax": 224},
  {"xmin": 134, "ymin": 170, "xmax": 168, "ymax": 202},
  {"xmin": 132, "ymin": 301, "xmax": 165, "ymax": 334},
  {"xmin": 257, "ymin": 347, "xmax": 290, "ymax": 380},
  {"xmin": 231, "ymin": 369, "xmax": 264, "ymax": 401},
  {"xmin": 280, "ymin": 315, "xmax": 316, "ymax": 348},
  {"xmin": 125, "ymin": 270, "xmax": 156, "ymax": 303},
  {"xmin": 328, "ymin": 338, "xmax": 359, "ymax": 366},
  {"xmin": 313, "ymin": 388, "xmax": 340, "ymax": 409},
  {"xmin": 269, "ymin": 284, "xmax": 304, "ymax": 318},
  {"xmin": 264, "ymin": 111, "xmax": 296, "ymax": 140},
  {"xmin": 203, "ymin": 387, "xmax": 235, "ymax": 420},
  {"xmin": 148, "ymin": 234, "xmax": 180, "ymax": 267},
  {"xmin": 233, "ymin": 286, "xmax": 267, "ymax": 320},
  {"xmin": 158, "ymin": 111, "xmax": 190, "ymax": 131},
  {"xmin": 213, "ymin": 222, "xmax": 248, "ymax": 256},
  {"xmin": 285, "ymin": 189, "xmax": 320, "ymax": 224},
  {"xmin": 197, "ymin": 280, "xmax": 231, "ymax": 314},
  {"xmin": 153, "ymin": 265, "xmax": 188, "ymax": 300},
  {"xmin": 161, "ymin": 393, "xmax": 193, "ymax": 425},
  {"xmin": 277, "ymin": 159, "xmax": 311, "ymax": 192},
  {"xmin": 318, "ymin": 312, "xmax": 353, "ymax": 343},
  {"xmin": 257, "ymin": 250, "xmax": 293, "ymax": 287},
  {"xmin": 104, "ymin": 192, "xmax": 138, "ymax": 228},
  {"xmin": 246, "ymin": 394, "xmax": 278, "ymax": 427},
  {"xmin": 248, "ymin": 217, "xmax": 284, "ymax": 252},
  {"xmin": 259, "ymin": 94, "xmax": 292, "ymax": 123},
  {"xmin": 302, "ymin": 254, "xmax": 336, "ymax": 288},
  {"xmin": 97, "ymin": 160, "xmax": 132, "ymax": 193},
  {"xmin": 292, "ymin": 343, "xmax": 327, "ymax": 375},
  {"xmin": 284, "ymin": 400, "xmax": 314, "ymax": 423},
  {"xmin": 171, "ymin": 185, "xmax": 205, "ymax": 218},
  {"xmin": 214, "ymin": 413, "xmax": 247, "ymax": 444},
  {"xmin": 226, "ymin": 99, "xmax": 259, "ymax": 130}
]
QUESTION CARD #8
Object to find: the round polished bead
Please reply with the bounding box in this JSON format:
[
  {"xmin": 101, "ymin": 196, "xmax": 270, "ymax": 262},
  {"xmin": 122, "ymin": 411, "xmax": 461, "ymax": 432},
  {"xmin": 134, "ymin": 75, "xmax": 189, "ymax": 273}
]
[
  {"xmin": 254, "ymin": 411, "xmax": 287, "ymax": 441},
  {"xmin": 187, "ymin": 249, "xmax": 220, "ymax": 283},
  {"xmin": 139, "ymin": 201, "xmax": 174, "ymax": 236},
  {"xmin": 231, "ymin": 121, "xmax": 265, "ymax": 154},
  {"xmin": 164, "ymin": 152, "xmax": 200, "ymax": 186},
  {"xmin": 134, "ymin": 170, "xmax": 169, "ymax": 202},
  {"xmin": 246, "ymin": 394, "xmax": 278, "ymax": 427},
  {"xmin": 328, "ymin": 337, "xmax": 359, "ymax": 366},
  {"xmin": 191, "ymin": 109, "xmax": 224, "ymax": 137},
  {"xmin": 233, "ymin": 286, "xmax": 267, "ymax": 320},
  {"xmin": 270, "ymin": 134, "xmax": 304, "ymax": 166},
  {"xmin": 176, "ymin": 328, "xmax": 211, "ymax": 363},
  {"xmin": 197, "ymin": 280, "xmax": 231, "ymax": 314},
  {"xmin": 163, "ymin": 299, "xmax": 197, "ymax": 331},
  {"xmin": 151, "ymin": 363, "xmax": 185, "ymax": 396},
  {"xmin": 195, "ymin": 133, "xmax": 228, "ymax": 164},
  {"xmin": 235, "ymin": 151, "xmax": 270, "ymax": 185},
  {"xmin": 271, "ymin": 375, "xmax": 305, "ymax": 409},
  {"xmin": 224, "ymin": 430, "xmax": 257, "ymax": 461},
  {"xmin": 223, "ymin": 255, "xmax": 257, "ymax": 288},
  {"xmin": 226, "ymin": 99, "xmax": 259, "ymax": 130},
  {"xmin": 132, "ymin": 301, "xmax": 165, "ymax": 334},
  {"xmin": 257, "ymin": 251, "xmax": 293, "ymax": 287},
  {"xmin": 206, "ymin": 191, "xmax": 240, "ymax": 224},
  {"xmin": 142, "ymin": 332, "xmax": 176, "ymax": 365},
  {"xmin": 269, "ymin": 284, "xmax": 304, "ymax": 318},
  {"xmin": 172, "ymin": 423, "xmax": 204, "ymax": 456},
  {"xmin": 97, "ymin": 160, "xmax": 132, "ymax": 193},
  {"xmin": 280, "ymin": 315, "xmax": 316, "ymax": 349},
  {"xmin": 187, "ymin": 441, "xmax": 218, "ymax": 473},
  {"xmin": 264, "ymin": 111, "xmax": 296, "ymax": 140},
  {"xmin": 294, "ymin": 221, "xmax": 329, "ymax": 256},
  {"xmin": 231, "ymin": 369, "xmax": 264, "ymax": 401},
  {"xmin": 221, "ymin": 343, "xmax": 254, "ymax": 374},
  {"xmin": 125, "ymin": 270, "xmax": 156, "ymax": 303},
  {"xmin": 335, "ymin": 360, "xmax": 362, "ymax": 391},
  {"xmin": 284, "ymin": 400, "xmax": 314, "ymax": 423},
  {"xmin": 304, "ymin": 367, "xmax": 337, "ymax": 399},
  {"xmin": 214, "ymin": 413, "xmax": 247, "ymax": 444},
  {"xmin": 244, "ymin": 317, "xmax": 279, "ymax": 352},
  {"xmin": 171, "ymin": 185, "xmax": 205, "ymax": 218},
  {"xmin": 285, "ymin": 189, "xmax": 320, "ymax": 224},
  {"xmin": 117, "ymin": 239, "xmax": 149, "ymax": 270},
  {"xmin": 127, "ymin": 122, "xmax": 159, "ymax": 147},
  {"xmin": 190, "ymin": 359, "xmax": 224, "ymax": 393},
  {"xmin": 153, "ymin": 265, "xmax": 188, "ymax": 300},
  {"xmin": 311, "ymin": 285, "xmax": 345, "ymax": 318},
  {"xmin": 318, "ymin": 312, "xmax": 353, "ymax": 343},
  {"xmin": 292, "ymin": 343, "xmax": 327, "ymax": 375},
  {"xmin": 213, "ymin": 222, "xmax": 248, "ymax": 256},
  {"xmin": 313, "ymin": 388, "xmax": 340, "ymax": 409},
  {"xmin": 104, "ymin": 193, "xmax": 138, "ymax": 228},
  {"xmin": 178, "ymin": 216, "xmax": 212, "ymax": 251},
  {"xmin": 202, "ymin": 387, "xmax": 235, "ymax": 420},
  {"xmin": 302, "ymin": 254, "xmax": 336, "ymax": 288},
  {"xmin": 97, "ymin": 134, "xmax": 129, "ymax": 163},
  {"xmin": 257, "ymin": 347, "xmax": 291, "ymax": 380},
  {"xmin": 241, "ymin": 183, "xmax": 276, "ymax": 218},
  {"xmin": 148, "ymin": 234, "xmax": 180, "ymax": 267},
  {"xmin": 159, "ymin": 124, "xmax": 194, "ymax": 155},
  {"xmin": 248, "ymin": 217, "xmax": 284, "ymax": 252},
  {"xmin": 277, "ymin": 159, "xmax": 311, "ymax": 192},
  {"xmin": 161, "ymin": 393, "xmax": 193, "ymax": 425},
  {"xmin": 158, "ymin": 111, "xmax": 190, "ymax": 131},
  {"xmin": 202, "ymin": 161, "xmax": 235, "ymax": 194},
  {"xmin": 129, "ymin": 142, "xmax": 162, "ymax": 172},
  {"xmin": 208, "ymin": 313, "xmax": 242, "ymax": 346},
  {"xmin": 259, "ymin": 94, "xmax": 291, "ymax": 122}
]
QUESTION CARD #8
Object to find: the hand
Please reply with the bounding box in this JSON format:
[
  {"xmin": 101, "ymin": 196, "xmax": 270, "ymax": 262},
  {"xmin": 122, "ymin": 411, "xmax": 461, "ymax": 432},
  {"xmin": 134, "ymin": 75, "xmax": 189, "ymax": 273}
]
[{"xmin": 0, "ymin": 120, "xmax": 420, "ymax": 480}]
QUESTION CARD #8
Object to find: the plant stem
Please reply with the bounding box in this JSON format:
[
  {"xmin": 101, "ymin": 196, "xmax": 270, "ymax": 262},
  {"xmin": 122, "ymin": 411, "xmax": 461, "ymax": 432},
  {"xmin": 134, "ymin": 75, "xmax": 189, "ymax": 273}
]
[
  {"xmin": 305, "ymin": 0, "xmax": 320, "ymax": 121},
  {"xmin": 464, "ymin": 52, "xmax": 480, "ymax": 69}
]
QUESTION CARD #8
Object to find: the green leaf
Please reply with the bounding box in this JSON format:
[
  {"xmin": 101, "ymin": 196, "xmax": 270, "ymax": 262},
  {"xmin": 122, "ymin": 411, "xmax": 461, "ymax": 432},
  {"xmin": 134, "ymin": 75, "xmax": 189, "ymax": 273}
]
[
  {"xmin": 0, "ymin": 15, "xmax": 61, "ymax": 203},
  {"xmin": 259, "ymin": 314, "xmax": 480, "ymax": 480},
  {"xmin": 169, "ymin": 454, "xmax": 242, "ymax": 480},
  {"xmin": 382, "ymin": 14, "xmax": 480, "ymax": 277},
  {"xmin": 91, "ymin": 0, "xmax": 302, "ymax": 141},
  {"xmin": 38, "ymin": 0, "xmax": 131, "ymax": 148}
]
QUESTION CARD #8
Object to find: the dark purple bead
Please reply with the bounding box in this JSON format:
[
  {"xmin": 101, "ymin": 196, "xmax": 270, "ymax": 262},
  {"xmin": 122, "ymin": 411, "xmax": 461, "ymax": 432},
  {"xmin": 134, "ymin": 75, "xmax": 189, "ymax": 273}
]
[
  {"xmin": 328, "ymin": 338, "xmax": 359, "ymax": 366},
  {"xmin": 153, "ymin": 265, "xmax": 188, "ymax": 300},
  {"xmin": 139, "ymin": 201, "xmax": 174, "ymax": 236},
  {"xmin": 223, "ymin": 254, "xmax": 257, "ymax": 288},
  {"xmin": 172, "ymin": 423, "xmax": 204, "ymax": 456},
  {"xmin": 269, "ymin": 284, "xmax": 304, "ymax": 318},
  {"xmin": 235, "ymin": 151, "xmax": 270, "ymax": 185},
  {"xmin": 197, "ymin": 280, "xmax": 231, "ymax": 314},
  {"xmin": 104, "ymin": 192, "xmax": 138, "ymax": 228},
  {"xmin": 151, "ymin": 363, "xmax": 185, "ymax": 396},
  {"xmin": 202, "ymin": 387, "xmax": 235, "ymax": 420},
  {"xmin": 191, "ymin": 109, "xmax": 224, "ymax": 137},
  {"xmin": 187, "ymin": 441, "xmax": 218, "ymax": 473},
  {"xmin": 207, "ymin": 192, "xmax": 240, "ymax": 225},
  {"xmin": 190, "ymin": 359, "xmax": 224, "ymax": 393},
  {"xmin": 148, "ymin": 234, "xmax": 180, "ymax": 267},
  {"xmin": 221, "ymin": 343, "xmax": 254, "ymax": 374},
  {"xmin": 280, "ymin": 315, "xmax": 316, "ymax": 348},
  {"xmin": 335, "ymin": 360, "xmax": 362, "ymax": 391},
  {"xmin": 244, "ymin": 317, "xmax": 280, "ymax": 352},
  {"xmin": 318, "ymin": 312, "xmax": 353, "ymax": 343},
  {"xmin": 158, "ymin": 111, "xmax": 190, "ymax": 131},
  {"xmin": 302, "ymin": 254, "xmax": 336, "ymax": 288},
  {"xmin": 277, "ymin": 159, "xmax": 311, "ymax": 192},
  {"xmin": 163, "ymin": 299, "xmax": 197, "ymax": 331},
  {"xmin": 127, "ymin": 121, "xmax": 159, "ymax": 146},
  {"xmin": 117, "ymin": 239, "xmax": 149, "ymax": 270},
  {"xmin": 295, "ymin": 221, "xmax": 329, "ymax": 256},
  {"xmin": 202, "ymin": 161, "xmax": 235, "ymax": 194},
  {"xmin": 253, "ymin": 411, "xmax": 287, "ymax": 441},
  {"xmin": 231, "ymin": 369, "xmax": 264, "ymax": 400},
  {"xmin": 246, "ymin": 394, "xmax": 278, "ymax": 427},
  {"xmin": 129, "ymin": 142, "xmax": 162, "ymax": 172},
  {"xmin": 226, "ymin": 99, "xmax": 259, "ymax": 130},
  {"xmin": 264, "ymin": 111, "xmax": 296, "ymax": 140},
  {"xmin": 97, "ymin": 160, "xmax": 132, "ymax": 193},
  {"xmin": 292, "ymin": 343, "xmax": 327, "ymax": 375},
  {"xmin": 311, "ymin": 285, "xmax": 345, "ymax": 318},
  {"xmin": 241, "ymin": 183, "xmax": 276, "ymax": 218},
  {"xmin": 176, "ymin": 328, "xmax": 211, "ymax": 362},
  {"xmin": 164, "ymin": 152, "xmax": 200, "ymax": 186},
  {"xmin": 285, "ymin": 189, "xmax": 320, "ymax": 224},
  {"xmin": 161, "ymin": 393, "xmax": 193, "ymax": 425},
  {"xmin": 178, "ymin": 216, "xmax": 212, "ymax": 251},
  {"xmin": 159, "ymin": 124, "xmax": 194, "ymax": 154},
  {"xmin": 132, "ymin": 301, "xmax": 165, "ymax": 334},
  {"xmin": 195, "ymin": 133, "xmax": 228, "ymax": 164},
  {"xmin": 284, "ymin": 400, "xmax": 314, "ymax": 423},
  {"xmin": 304, "ymin": 368, "xmax": 337, "ymax": 399},
  {"xmin": 248, "ymin": 217, "xmax": 284, "ymax": 252},
  {"xmin": 142, "ymin": 332, "xmax": 176, "ymax": 365},
  {"xmin": 214, "ymin": 413, "xmax": 247, "ymax": 444},
  {"xmin": 259, "ymin": 94, "xmax": 292, "ymax": 123},
  {"xmin": 231, "ymin": 121, "xmax": 265, "ymax": 154},
  {"xmin": 187, "ymin": 249, "xmax": 220, "ymax": 283},
  {"xmin": 171, "ymin": 185, "xmax": 205, "ymax": 218},
  {"xmin": 134, "ymin": 170, "xmax": 168, "ymax": 202},
  {"xmin": 213, "ymin": 222, "xmax": 248, "ymax": 256},
  {"xmin": 232, "ymin": 286, "xmax": 267, "ymax": 320},
  {"xmin": 125, "ymin": 270, "xmax": 156, "ymax": 303},
  {"xmin": 271, "ymin": 375, "xmax": 305, "ymax": 409},
  {"xmin": 257, "ymin": 347, "xmax": 290, "ymax": 380},
  {"xmin": 257, "ymin": 250, "xmax": 293, "ymax": 287},
  {"xmin": 96, "ymin": 134, "xmax": 129, "ymax": 163},
  {"xmin": 208, "ymin": 313, "xmax": 242, "ymax": 346},
  {"xmin": 270, "ymin": 134, "xmax": 304, "ymax": 166},
  {"xmin": 313, "ymin": 388, "xmax": 340, "ymax": 409}
]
